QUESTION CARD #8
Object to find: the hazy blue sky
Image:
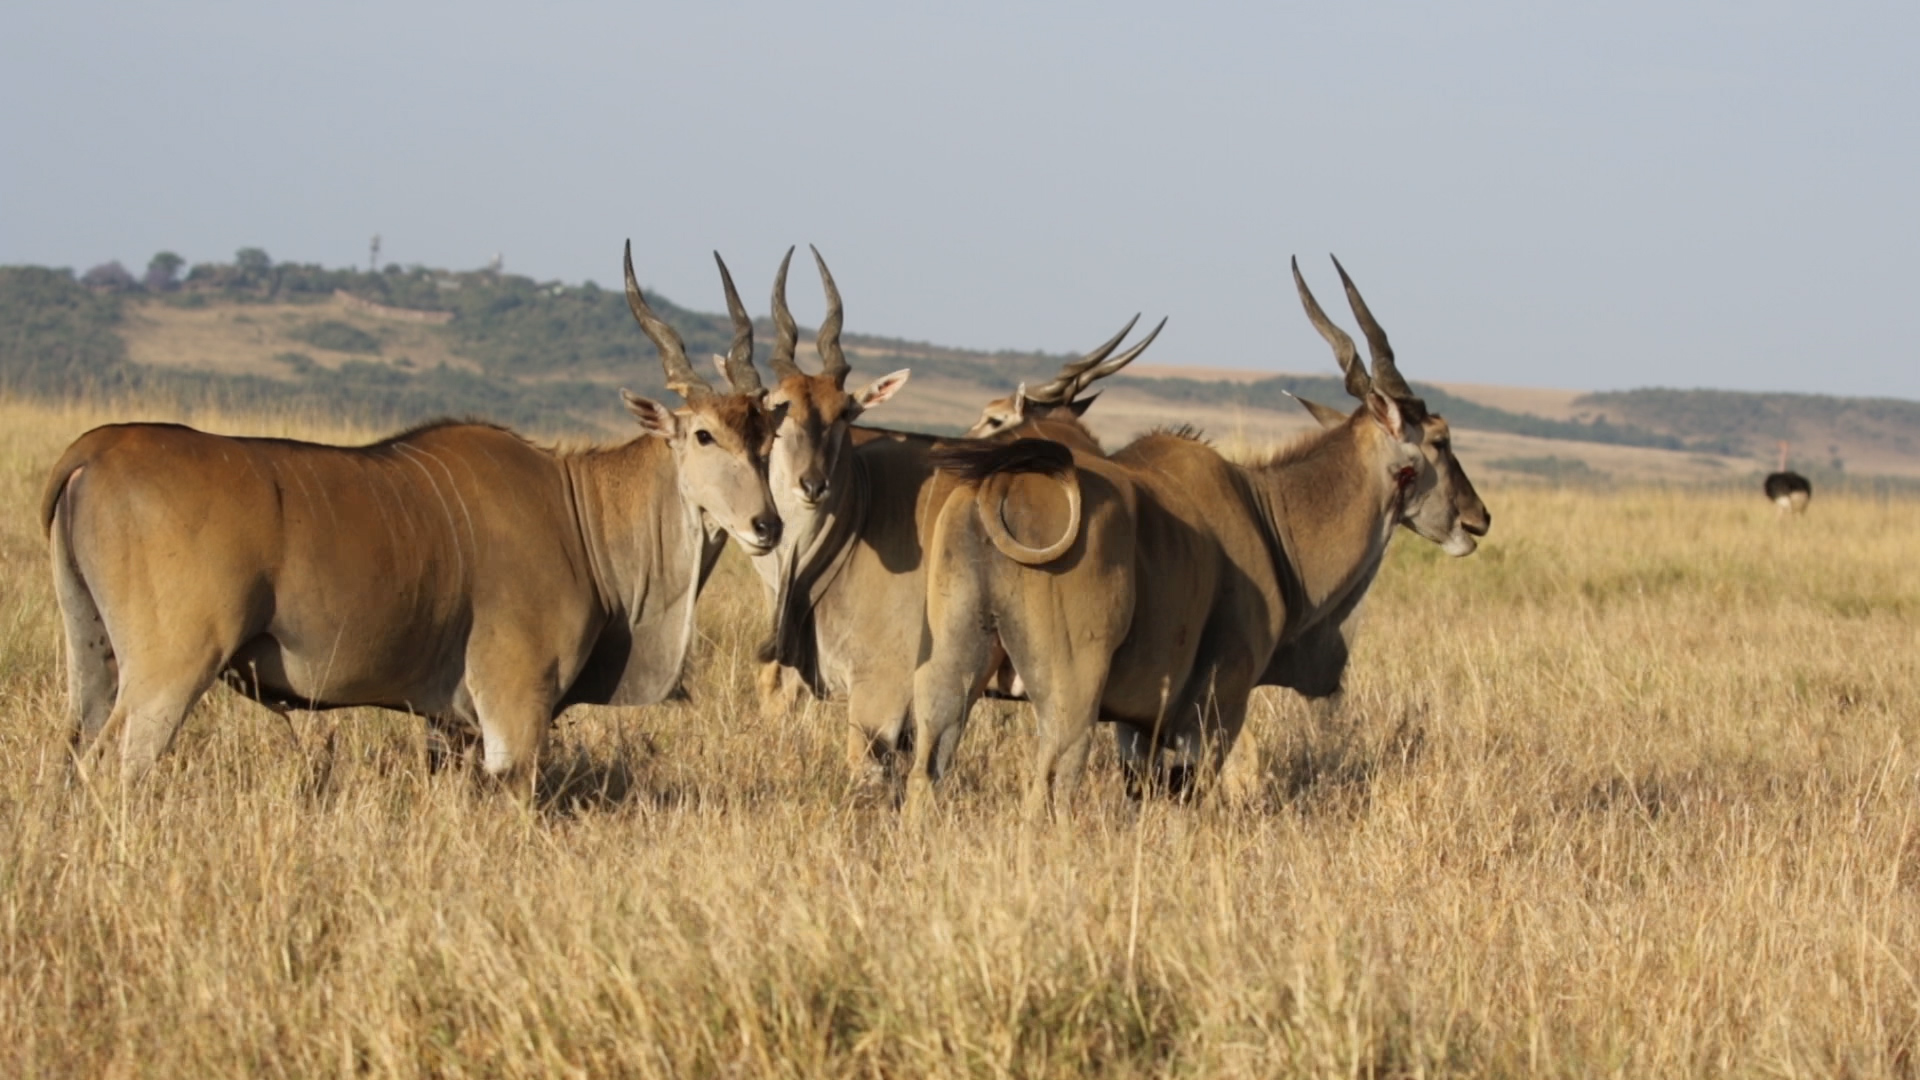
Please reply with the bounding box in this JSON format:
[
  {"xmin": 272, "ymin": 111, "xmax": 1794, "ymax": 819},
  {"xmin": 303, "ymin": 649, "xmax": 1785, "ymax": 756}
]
[{"xmin": 4, "ymin": 1, "xmax": 1915, "ymax": 397}]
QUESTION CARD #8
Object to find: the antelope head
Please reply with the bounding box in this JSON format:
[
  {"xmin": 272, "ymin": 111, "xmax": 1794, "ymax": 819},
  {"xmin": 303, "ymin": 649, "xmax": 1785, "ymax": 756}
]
[
  {"xmin": 757, "ymin": 246, "xmax": 909, "ymax": 512},
  {"xmin": 965, "ymin": 315, "xmax": 1166, "ymax": 440},
  {"xmin": 1291, "ymin": 255, "xmax": 1490, "ymax": 556},
  {"xmin": 620, "ymin": 240, "xmax": 783, "ymax": 555}
]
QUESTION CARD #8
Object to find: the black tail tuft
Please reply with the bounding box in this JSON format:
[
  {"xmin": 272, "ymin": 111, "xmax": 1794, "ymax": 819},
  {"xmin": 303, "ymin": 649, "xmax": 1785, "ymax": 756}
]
[{"xmin": 930, "ymin": 438, "xmax": 1074, "ymax": 483}]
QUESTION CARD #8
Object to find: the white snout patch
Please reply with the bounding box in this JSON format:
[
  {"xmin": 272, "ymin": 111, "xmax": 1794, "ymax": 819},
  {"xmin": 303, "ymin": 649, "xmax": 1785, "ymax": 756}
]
[
  {"xmin": 735, "ymin": 534, "xmax": 773, "ymax": 556},
  {"xmin": 1442, "ymin": 528, "xmax": 1478, "ymax": 557}
]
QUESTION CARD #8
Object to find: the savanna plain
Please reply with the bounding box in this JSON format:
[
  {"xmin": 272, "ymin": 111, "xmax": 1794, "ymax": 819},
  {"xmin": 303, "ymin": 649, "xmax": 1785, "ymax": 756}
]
[{"xmin": 1, "ymin": 395, "xmax": 1917, "ymax": 1079}]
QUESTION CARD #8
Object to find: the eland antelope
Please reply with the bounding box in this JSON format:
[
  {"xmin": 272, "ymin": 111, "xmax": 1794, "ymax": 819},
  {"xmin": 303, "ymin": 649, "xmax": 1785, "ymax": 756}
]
[
  {"xmin": 908, "ymin": 256, "xmax": 1489, "ymax": 819},
  {"xmin": 738, "ymin": 246, "xmax": 910, "ymax": 721},
  {"xmin": 746, "ymin": 265, "xmax": 1163, "ymax": 781},
  {"xmin": 42, "ymin": 242, "xmax": 782, "ymax": 790},
  {"xmin": 963, "ymin": 316, "xmax": 1156, "ymax": 439}
]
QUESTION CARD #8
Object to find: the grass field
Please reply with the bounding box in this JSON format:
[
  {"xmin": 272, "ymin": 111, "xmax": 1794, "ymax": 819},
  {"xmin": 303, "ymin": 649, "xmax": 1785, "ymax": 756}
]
[{"xmin": 2, "ymin": 395, "xmax": 1917, "ymax": 1078}]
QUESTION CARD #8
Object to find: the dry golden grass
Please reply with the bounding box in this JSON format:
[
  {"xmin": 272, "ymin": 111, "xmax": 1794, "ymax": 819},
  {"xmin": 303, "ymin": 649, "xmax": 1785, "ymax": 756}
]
[{"xmin": 3, "ymin": 395, "xmax": 1918, "ymax": 1078}]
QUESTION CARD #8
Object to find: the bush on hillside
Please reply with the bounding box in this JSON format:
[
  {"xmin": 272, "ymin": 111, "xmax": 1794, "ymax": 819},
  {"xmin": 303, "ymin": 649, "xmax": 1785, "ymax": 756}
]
[
  {"xmin": 80, "ymin": 261, "xmax": 139, "ymax": 292},
  {"xmin": 0, "ymin": 266, "xmax": 134, "ymax": 394},
  {"xmin": 290, "ymin": 320, "xmax": 381, "ymax": 355}
]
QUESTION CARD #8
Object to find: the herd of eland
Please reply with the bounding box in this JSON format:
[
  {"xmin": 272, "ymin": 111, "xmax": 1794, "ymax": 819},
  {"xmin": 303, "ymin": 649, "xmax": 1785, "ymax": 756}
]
[{"xmin": 41, "ymin": 242, "xmax": 1489, "ymax": 816}]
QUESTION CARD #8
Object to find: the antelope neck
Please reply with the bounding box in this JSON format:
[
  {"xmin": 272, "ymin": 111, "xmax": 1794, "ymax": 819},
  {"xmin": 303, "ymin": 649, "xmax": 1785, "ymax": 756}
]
[
  {"xmin": 564, "ymin": 436, "xmax": 699, "ymax": 620},
  {"xmin": 1247, "ymin": 424, "xmax": 1401, "ymax": 626}
]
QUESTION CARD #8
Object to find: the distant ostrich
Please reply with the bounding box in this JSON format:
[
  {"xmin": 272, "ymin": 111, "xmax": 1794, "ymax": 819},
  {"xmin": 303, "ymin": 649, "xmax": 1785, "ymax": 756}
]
[{"xmin": 1764, "ymin": 441, "xmax": 1811, "ymax": 515}]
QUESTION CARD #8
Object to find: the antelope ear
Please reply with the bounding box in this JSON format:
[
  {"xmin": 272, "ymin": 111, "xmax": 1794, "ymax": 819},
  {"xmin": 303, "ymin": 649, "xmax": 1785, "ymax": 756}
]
[
  {"xmin": 1069, "ymin": 392, "xmax": 1100, "ymax": 418},
  {"xmin": 853, "ymin": 368, "xmax": 911, "ymax": 414},
  {"xmin": 711, "ymin": 354, "xmax": 731, "ymax": 383},
  {"xmin": 622, "ymin": 389, "xmax": 680, "ymax": 439},
  {"xmin": 1012, "ymin": 383, "xmax": 1031, "ymax": 418},
  {"xmin": 1286, "ymin": 391, "xmax": 1349, "ymax": 429},
  {"xmin": 1363, "ymin": 390, "xmax": 1404, "ymax": 439}
]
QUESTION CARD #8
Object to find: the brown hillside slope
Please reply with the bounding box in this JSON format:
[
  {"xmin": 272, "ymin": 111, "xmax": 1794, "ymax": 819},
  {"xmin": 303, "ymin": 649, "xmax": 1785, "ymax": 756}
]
[
  {"xmin": 122, "ymin": 297, "xmax": 476, "ymax": 377},
  {"xmin": 94, "ymin": 294, "xmax": 1920, "ymax": 484}
]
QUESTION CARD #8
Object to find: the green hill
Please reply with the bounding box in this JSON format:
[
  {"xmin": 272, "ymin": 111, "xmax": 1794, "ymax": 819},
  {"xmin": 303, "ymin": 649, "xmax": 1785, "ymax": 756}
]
[
  {"xmin": 8, "ymin": 253, "xmax": 1920, "ymax": 466},
  {"xmin": 1574, "ymin": 388, "xmax": 1920, "ymax": 462}
]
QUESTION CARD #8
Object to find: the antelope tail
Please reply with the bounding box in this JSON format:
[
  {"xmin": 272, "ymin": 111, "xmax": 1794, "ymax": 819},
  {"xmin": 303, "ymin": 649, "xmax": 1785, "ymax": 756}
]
[
  {"xmin": 39, "ymin": 440, "xmax": 99, "ymax": 536},
  {"xmin": 930, "ymin": 439, "xmax": 1082, "ymax": 566}
]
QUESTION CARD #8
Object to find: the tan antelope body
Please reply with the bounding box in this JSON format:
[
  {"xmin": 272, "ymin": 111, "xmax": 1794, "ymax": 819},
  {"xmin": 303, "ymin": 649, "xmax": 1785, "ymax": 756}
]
[
  {"xmin": 909, "ymin": 258, "xmax": 1489, "ymax": 817},
  {"xmin": 44, "ymin": 243, "xmax": 782, "ymax": 788},
  {"xmin": 738, "ymin": 247, "xmax": 910, "ymax": 727},
  {"xmin": 749, "ymin": 275, "xmax": 1163, "ymax": 777}
]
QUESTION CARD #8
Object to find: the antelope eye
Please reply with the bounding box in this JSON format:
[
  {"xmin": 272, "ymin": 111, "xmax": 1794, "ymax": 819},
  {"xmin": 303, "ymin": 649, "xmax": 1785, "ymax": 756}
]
[{"xmin": 694, "ymin": 430, "xmax": 715, "ymax": 446}]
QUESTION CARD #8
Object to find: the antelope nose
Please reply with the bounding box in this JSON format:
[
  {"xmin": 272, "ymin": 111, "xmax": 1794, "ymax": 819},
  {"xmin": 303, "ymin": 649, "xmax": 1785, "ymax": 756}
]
[
  {"xmin": 1465, "ymin": 508, "xmax": 1491, "ymax": 536},
  {"xmin": 752, "ymin": 514, "xmax": 783, "ymax": 548},
  {"xmin": 800, "ymin": 475, "xmax": 828, "ymax": 503}
]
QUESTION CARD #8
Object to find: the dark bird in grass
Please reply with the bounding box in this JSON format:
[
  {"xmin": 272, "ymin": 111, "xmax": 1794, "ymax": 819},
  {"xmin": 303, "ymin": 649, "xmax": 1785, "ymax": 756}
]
[{"xmin": 1765, "ymin": 441, "xmax": 1811, "ymax": 515}]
